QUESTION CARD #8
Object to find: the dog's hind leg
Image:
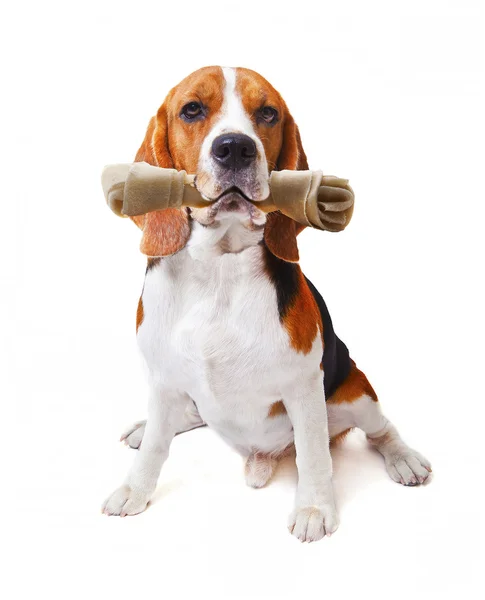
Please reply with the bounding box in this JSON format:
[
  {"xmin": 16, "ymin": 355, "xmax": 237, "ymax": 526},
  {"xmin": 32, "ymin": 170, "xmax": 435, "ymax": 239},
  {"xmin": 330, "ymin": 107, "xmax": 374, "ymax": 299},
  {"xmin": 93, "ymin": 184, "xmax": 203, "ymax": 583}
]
[
  {"xmin": 327, "ymin": 361, "xmax": 432, "ymax": 486},
  {"xmin": 120, "ymin": 399, "xmax": 205, "ymax": 449}
]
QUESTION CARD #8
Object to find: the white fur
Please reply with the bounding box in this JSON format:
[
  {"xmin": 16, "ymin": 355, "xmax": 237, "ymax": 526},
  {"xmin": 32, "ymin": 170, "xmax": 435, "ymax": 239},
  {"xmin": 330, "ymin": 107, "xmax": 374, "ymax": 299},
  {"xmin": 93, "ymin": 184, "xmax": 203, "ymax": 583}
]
[
  {"xmin": 326, "ymin": 393, "xmax": 388, "ymax": 438},
  {"xmin": 103, "ymin": 218, "xmax": 338, "ymax": 539},
  {"xmin": 197, "ymin": 67, "xmax": 270, "ymax": 201},
  {"xmin": 120, "ymin": 400, "xmax": 204, "ymax": 449},
  {"xmin": 103, "ymin": 220, "xmax": 431, "ymax": 536},
  {"xmin": 327, "ymin": 395, "xmax": 432, "ymax": 485},
  {"xmin": 245, "ymin": 452, "xmax": 277, "ymax": 488},
  {"xmin": 103, "ymin": 68, "xmax": 431, "ymax": 539},
  {"xmin": 137, "ymin": 222, "xmax": 300, "ymax": 456}
]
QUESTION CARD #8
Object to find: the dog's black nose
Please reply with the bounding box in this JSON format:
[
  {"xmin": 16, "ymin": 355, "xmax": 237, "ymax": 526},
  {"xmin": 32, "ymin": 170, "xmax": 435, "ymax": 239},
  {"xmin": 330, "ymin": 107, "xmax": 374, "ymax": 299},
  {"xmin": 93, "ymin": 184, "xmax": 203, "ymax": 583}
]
[{"xmin": 211, "ymin": 134, "xmax": 257, "ymax": 170}]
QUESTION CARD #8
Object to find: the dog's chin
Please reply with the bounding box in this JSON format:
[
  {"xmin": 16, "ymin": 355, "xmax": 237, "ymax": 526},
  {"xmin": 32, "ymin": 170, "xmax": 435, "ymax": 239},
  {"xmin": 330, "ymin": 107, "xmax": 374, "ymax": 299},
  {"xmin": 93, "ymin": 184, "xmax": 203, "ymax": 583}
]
[{"xmin": 191, "ymin": 189, "xmax": 267, "ymax": 228}]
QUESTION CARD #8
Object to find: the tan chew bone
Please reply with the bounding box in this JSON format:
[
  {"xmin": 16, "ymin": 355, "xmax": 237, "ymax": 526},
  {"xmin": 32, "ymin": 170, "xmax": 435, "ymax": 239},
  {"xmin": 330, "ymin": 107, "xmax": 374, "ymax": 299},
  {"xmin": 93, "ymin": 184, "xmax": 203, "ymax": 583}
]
[{"xmin": 102, "ymin": 162, "xmax": 354, "ymax": 232}]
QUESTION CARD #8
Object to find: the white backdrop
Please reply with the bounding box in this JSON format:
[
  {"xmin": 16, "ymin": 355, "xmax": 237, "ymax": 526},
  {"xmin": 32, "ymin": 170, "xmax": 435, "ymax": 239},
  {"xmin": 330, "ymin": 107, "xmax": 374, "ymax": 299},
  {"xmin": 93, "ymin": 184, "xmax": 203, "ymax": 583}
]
[{"xmin": 4, "ymin": 1, "xmax": 484, "ymax": 598}]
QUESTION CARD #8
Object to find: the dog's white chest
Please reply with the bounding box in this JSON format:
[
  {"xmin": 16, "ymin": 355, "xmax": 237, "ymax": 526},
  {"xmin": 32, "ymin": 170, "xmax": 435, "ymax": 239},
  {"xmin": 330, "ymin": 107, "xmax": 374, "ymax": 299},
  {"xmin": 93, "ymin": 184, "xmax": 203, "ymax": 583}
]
[{"xmin": 137, "ymin": 243, "xmax": 296, "ymax": 453}]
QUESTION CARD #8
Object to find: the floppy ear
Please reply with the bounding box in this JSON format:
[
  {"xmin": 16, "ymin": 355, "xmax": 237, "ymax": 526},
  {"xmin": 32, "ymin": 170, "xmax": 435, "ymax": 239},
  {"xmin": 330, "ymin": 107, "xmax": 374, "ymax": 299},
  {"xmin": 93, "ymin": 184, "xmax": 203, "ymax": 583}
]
[
  {"xmin": 132, "ymin": 104, "xmax": 190, "ymax": 257},
  {"xmin": 264, "ymin": 111, "xmax": 309, "ymax": 262}
]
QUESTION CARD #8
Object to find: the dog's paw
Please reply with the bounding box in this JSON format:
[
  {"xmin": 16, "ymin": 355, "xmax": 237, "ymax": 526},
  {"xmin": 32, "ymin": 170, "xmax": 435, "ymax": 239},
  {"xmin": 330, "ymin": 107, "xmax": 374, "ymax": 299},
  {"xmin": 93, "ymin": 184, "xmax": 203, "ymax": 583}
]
[
  {"xmin": 245, "ymin": 452, "xmax": 276, "ymax": 488},
  {"xmin": 288, "ymin": 504, "xmax": 339, "ymax": 543},
  {"xmin": 384, "ymin": 449, "xmax": 432, "ymax": 486},
  {"xmin": 120, "ymin": 420, "xmax": 146, "ymax": 449},
  {"xmin": 102, "ymin": 485, "xmax": 150, "ymax": 517}
]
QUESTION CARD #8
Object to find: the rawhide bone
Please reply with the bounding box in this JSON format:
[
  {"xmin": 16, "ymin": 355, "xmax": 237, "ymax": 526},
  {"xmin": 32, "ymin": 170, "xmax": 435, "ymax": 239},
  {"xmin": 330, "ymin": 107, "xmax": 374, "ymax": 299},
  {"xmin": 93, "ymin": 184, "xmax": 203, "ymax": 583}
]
[{"xmin": 102, "ymin": 161, "xmax": 354, "ymax": 232}]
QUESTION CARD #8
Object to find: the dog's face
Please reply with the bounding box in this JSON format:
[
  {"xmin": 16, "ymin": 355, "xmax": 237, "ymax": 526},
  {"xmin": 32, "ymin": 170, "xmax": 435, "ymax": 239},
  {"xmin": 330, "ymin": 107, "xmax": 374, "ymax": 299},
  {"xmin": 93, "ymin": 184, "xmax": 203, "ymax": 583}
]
[
  {"xmin": 134, "ymin": 66, "xmax": 307, "ymax": 259},
  {"xmin": 163, "ymin": 67, "xmax": 289, "ymax": 228}
]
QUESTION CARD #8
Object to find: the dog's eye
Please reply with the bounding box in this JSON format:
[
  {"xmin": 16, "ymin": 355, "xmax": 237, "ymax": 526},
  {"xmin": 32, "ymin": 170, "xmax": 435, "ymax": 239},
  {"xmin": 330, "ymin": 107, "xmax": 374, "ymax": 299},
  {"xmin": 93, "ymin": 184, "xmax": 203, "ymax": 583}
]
[
  {"xmin": 181, "ymin": 102, "xmax": 203, "ymax": 120},
  {"xmin": 260, "ymin": 106, "xmax": 278, "ymax": 124}
]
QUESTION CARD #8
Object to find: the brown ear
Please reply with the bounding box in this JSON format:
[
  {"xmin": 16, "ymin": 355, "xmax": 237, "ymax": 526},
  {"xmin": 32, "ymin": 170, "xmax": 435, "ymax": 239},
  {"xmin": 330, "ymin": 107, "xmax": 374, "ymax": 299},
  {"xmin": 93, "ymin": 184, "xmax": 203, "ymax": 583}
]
[
  {"xmin": 264, "ymin": 110, "xmax": 309, "ymax": 262},
  {"xmin": 132, "ymin": 104, "xmax": 190, "ymax": 257},
  {"xmin": 276, "ymin": 112, "xmax": 308, "ymax": 172}
]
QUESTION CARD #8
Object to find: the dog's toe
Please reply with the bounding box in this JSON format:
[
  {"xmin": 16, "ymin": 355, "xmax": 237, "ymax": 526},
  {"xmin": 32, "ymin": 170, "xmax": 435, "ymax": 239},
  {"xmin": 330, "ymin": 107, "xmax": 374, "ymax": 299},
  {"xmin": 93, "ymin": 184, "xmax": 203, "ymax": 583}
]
[
  {"xmin": 385, "ymin": 449, "xmax": 432, "ymax": 486},
  {"xmin": 288, "ymin": 505, "xmax": 339, "ymax": 543},
  {"xmin": 102, "ymin": 485, "xmax": 150, "ymax": 517},
  {"xmin": 244, "ymin": 452, "xmax": 276, "ymax": 488}
]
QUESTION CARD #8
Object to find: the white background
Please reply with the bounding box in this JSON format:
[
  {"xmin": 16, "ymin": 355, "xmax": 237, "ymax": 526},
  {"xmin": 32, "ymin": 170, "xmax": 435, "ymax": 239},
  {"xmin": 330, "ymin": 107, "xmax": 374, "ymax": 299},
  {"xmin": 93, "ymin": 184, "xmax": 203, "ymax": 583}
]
[{"xmin": 4, "ymin": 1, "xmax": 484, "ymax": 598}]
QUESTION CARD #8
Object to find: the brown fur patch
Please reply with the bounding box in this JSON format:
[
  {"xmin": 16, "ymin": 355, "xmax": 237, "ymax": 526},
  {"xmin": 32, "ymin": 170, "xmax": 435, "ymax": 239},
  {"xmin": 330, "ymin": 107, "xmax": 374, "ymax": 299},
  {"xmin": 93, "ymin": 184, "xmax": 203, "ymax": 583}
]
[
  {"xmin": 235, "ymin": 68, "xmax": 308, "ymax": 173},
  {"xmin": 136, "ymin": 295, "xmax": 144, "ymax": 332},
  {"xmin": 264, "ymin": 212, "xmax": 300, "ymax": 262},
  {"xmin": 235, "ymin": 68, "xmax": 286, "ymax": 171},
  {"xmin": 268, "ymin": 401, "xmax": 287, "ymax": 418},
  {"xmin": 166, "ymin": 66, "xmax": 225, "ymax": 173},
  {"xmin": 327, "ymin": 360, "xmax": 378, "ymax": 404},
  {"xmin": 132, "ymin": 67, "xmax": 226, "ymax": 256},
  {"xmin": 133, "ymin": 102, "xmax": 191, "ymax": 257},
  {"xmin": 277, "ymin": 111, "xmax": 308, "ymax": 172},
  {"xmin": 282, "ymin": 267, "xmax": 323, "ymax": 355},
  {"xmin": 330, "ymin": 428, "xmax": 353, "ymax": 446},
  {"xmin": 138, "ymin": 208, "xmax": 191, "ymax": 257}
]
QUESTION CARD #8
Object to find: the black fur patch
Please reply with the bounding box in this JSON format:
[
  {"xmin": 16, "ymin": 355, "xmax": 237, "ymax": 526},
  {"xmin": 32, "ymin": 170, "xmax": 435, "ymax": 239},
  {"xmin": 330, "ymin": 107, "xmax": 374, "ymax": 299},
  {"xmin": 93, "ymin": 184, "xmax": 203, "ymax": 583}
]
[
  {"xmin": 146, "ymin": 257, "xmax": 161, "ymax": 272},
  {"xmin": 304, "ymin": 276, "xmax": 351, "ymax": 399},
  {"xmin": 262, "ymin": 243, "xmax": 299, "ymax": 319}
]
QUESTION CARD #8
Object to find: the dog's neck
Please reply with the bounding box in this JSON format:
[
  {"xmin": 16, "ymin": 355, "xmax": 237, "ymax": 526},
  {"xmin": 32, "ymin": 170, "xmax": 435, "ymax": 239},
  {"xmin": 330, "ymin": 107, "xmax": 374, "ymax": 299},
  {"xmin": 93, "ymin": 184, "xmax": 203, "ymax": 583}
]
[{"xmin": 187, "ymin": 218, "xmax": 264, "ymax": 261}]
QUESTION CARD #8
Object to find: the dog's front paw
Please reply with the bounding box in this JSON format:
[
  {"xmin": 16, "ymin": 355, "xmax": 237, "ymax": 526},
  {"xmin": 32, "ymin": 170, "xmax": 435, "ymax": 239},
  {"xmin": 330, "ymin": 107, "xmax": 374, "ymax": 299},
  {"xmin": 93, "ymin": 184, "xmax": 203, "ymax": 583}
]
[
  {"xmin": 102, "ymin": 485, "xmax": 150, "ymax": 517},
  {"xmin": 288, "ymin": 504, "xmax": 339, "ymax": 543}
]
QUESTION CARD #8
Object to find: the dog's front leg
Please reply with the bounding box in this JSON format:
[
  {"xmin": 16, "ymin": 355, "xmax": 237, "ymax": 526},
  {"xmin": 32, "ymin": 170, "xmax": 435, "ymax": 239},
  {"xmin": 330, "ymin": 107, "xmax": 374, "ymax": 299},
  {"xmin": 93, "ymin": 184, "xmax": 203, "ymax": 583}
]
[
  {"xmin": 284, "ymin": 371, "xmax": 339, "ymax": 542},
  {"xmin": 102, "ymin": 386, "xmax": 190, "ymax": 516}
]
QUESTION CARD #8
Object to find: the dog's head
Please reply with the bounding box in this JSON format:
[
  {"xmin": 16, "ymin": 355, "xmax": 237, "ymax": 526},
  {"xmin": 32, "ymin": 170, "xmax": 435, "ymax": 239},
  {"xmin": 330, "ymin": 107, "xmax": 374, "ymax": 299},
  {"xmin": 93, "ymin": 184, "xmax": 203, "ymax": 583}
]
[{"xmin": 134, "ymin": 66, "xmax": 308, "ymax": 262}]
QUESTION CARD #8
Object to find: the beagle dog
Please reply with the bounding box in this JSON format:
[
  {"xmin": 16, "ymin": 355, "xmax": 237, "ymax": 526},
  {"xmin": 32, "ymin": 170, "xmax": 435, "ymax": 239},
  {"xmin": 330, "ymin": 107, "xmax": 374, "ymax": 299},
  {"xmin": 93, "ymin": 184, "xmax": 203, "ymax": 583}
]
[{"xmin": 102, "ymin": 66, "xmax": 431, "ymax": 542}]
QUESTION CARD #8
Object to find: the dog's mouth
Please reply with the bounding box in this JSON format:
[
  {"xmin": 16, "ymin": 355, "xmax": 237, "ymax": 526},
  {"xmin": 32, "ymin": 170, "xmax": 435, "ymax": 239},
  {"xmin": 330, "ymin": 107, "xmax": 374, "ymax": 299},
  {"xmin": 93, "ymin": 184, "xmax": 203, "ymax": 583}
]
[
  {"xmin": 214, "ymin": 186, "xmax": 253, "ymax": 210},
  {"xmin": 191, "ymin": 175, "xmax": 268, "ymax": 227},
  {"xmin": 193, "ymin": 185, "xmax": 266, "ymax": 227},
  {"xmin": 211, "ymin": 188, "xmax": 265, "ymax": 220},
  {"xmin": 195, "ymin": 174, "xmax": 268, "ymax": 204}
]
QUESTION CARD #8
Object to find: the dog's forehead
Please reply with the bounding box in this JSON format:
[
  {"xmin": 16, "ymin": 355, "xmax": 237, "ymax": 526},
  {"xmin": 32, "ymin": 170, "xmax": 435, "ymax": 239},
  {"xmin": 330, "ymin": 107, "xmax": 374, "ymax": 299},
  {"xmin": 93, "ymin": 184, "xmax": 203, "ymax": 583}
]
[
  {"xmin": 167, "ymin": 66, "xmax": 281, "ymax": 113},
  {"xmin": 234, "ymin": 67, "xmax": 283, "ymax": 108},
  {"xmin": 169, "ymin": 66, "xmax": 224, "ymax": 106}
]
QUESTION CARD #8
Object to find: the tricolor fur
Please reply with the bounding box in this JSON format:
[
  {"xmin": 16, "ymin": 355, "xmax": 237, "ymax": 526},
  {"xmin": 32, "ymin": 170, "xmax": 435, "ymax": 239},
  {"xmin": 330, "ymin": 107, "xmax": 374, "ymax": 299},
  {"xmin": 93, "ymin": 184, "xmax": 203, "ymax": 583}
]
[{"xmin": 102, "ymin": 67, "xmax": 431, "ymax": 542}]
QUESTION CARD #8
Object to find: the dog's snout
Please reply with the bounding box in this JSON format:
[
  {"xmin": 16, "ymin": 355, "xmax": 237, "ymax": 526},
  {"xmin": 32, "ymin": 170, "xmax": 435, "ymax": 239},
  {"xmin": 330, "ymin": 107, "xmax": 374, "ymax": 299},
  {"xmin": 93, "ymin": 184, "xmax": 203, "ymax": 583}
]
[{"xmin": 211, "ymin": 134, "xmax": 257, "ymax": 170}]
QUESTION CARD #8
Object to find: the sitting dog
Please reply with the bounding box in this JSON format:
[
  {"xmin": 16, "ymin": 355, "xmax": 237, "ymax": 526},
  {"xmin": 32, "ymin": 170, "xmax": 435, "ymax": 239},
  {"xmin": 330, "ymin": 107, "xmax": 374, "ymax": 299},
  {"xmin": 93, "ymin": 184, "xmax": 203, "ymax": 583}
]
[{"xmin": 102, "ymin": 66, "xmax": 431, "ymax": 542}]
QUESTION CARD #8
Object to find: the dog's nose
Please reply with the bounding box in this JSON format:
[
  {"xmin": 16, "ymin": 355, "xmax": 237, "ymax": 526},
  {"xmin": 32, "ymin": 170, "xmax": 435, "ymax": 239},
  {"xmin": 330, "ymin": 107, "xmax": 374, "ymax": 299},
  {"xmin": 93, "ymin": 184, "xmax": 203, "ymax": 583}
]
[{"xmin": 211, "ymin": 134, "xmax": 257, "ymax": 170}]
